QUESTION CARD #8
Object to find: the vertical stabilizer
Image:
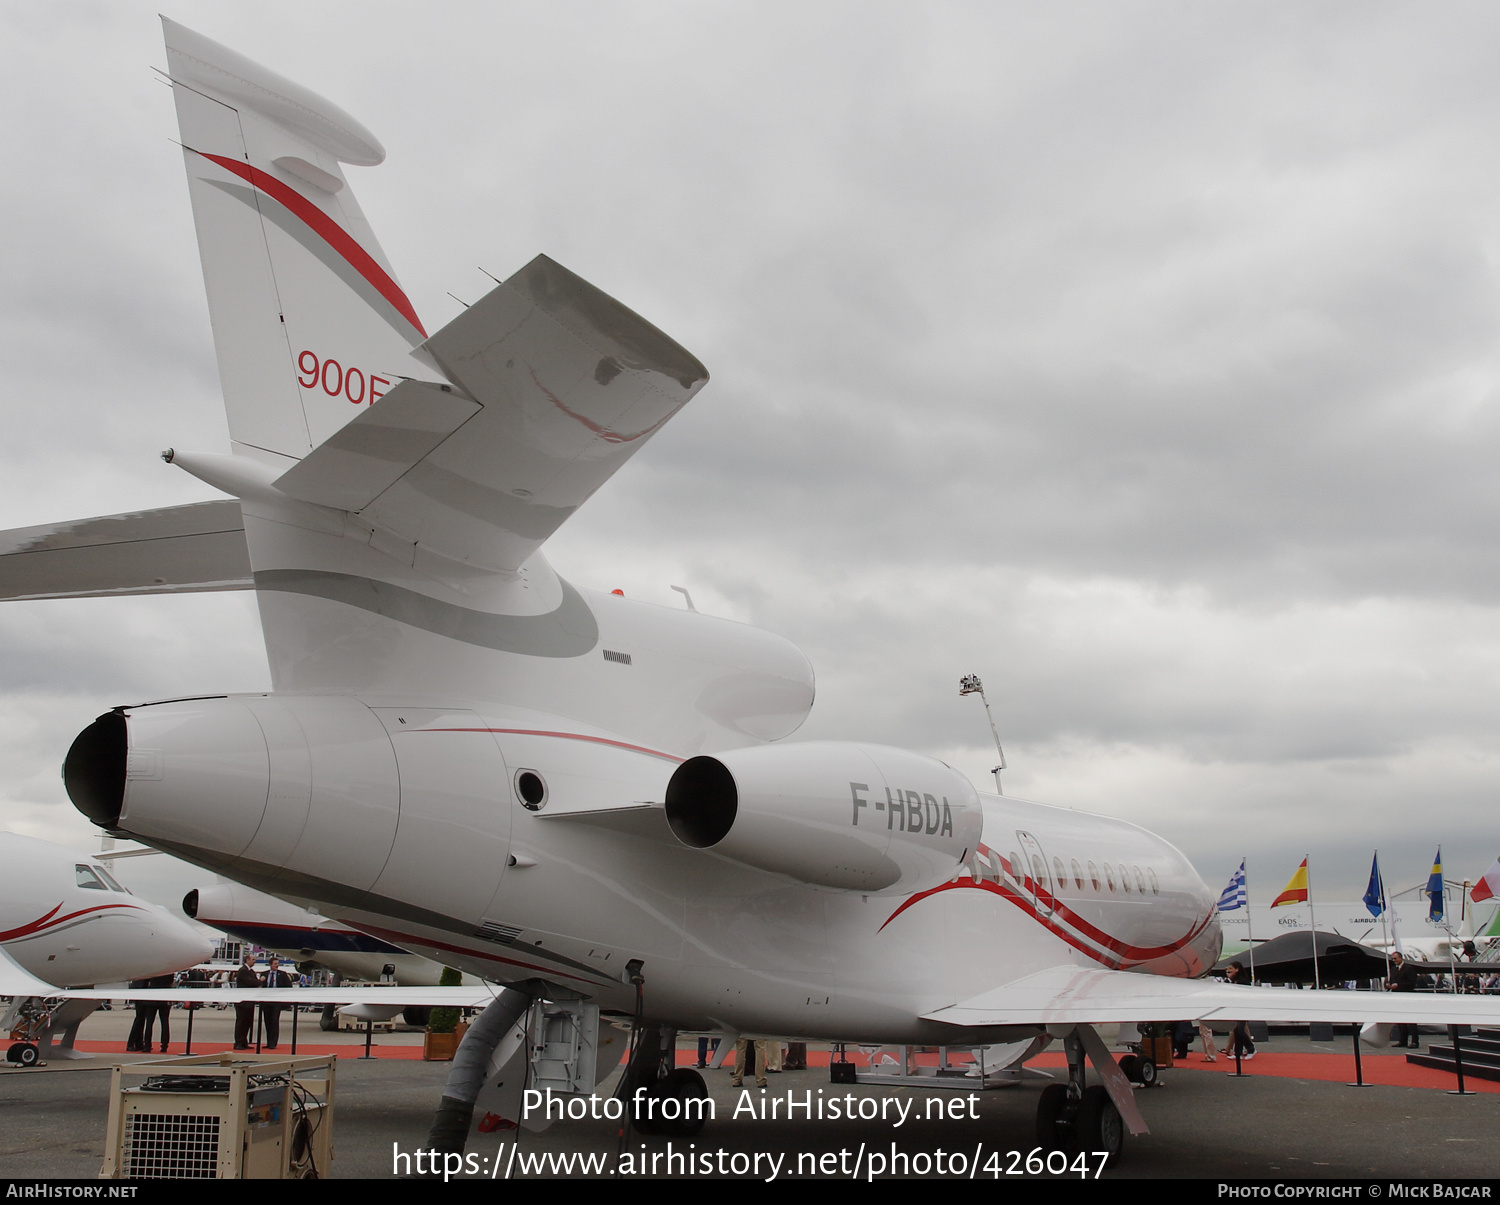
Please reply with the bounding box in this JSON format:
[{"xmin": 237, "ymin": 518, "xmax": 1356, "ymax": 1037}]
[{"xmin": 163, "ymin": 19, "xmax": 428, "ymax": 459}]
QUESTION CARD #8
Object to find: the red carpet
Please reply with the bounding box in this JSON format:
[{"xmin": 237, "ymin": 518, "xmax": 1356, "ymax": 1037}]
[
  {"xmin": 673, "ymin": 1046, "xmax": 1498, "ymax": 1093},
  {"xmin": 73, "ymin": 1040, "xmax": 426, "ymax": 1060},
  {"xmin": 1053, "ymin": 1049, "xmax": 1500, "ymax": 1093},
  {"xmin": 73, "ymin": 1041, "xmax": 1495, "ymax": 1090}
]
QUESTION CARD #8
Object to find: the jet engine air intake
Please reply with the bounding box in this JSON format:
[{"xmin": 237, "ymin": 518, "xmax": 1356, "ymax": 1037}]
[
  {"xmin": 664, "ymin": 741, "xmax": 983, "ymax": 894},
  {"xmin": 63, "ymin": 711, "xmax": 128, "ymax": 828},
  {"xmin": 663, "ymin": 756, "xmax": 737, "ymax": 847}
]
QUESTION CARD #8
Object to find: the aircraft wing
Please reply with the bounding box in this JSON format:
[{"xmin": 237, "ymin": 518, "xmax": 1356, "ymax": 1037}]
[
  {"xmin": 273, "ymin": 254, "xmax": 710, "ymax": 573},
  {"xmin": 0, "ymin": 501, "xmax": 249, "ymax": 600},
  {"xmin": 924, "ymin": 964, "xmax": 1500, "ymax": 1028},
  {"xmin": 0, "ymin": 945, "xmax": 506, "ymax": 1008}
]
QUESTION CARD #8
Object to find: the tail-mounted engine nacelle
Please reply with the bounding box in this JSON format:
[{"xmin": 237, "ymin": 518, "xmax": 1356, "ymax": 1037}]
[
  {"xmin": 64, "ymin": 695, "xmax": 404, "ymax": 891},
  {"xmin": 66, "ymin": 695, "xmax": 514, "ymax": 925},
  {"xmin": 664, "ymin": 741, "xmax": 982, "ymax": 893}
]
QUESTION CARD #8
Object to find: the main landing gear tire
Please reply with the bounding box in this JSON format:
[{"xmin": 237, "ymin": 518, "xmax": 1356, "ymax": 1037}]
[
  {"xmin": 632, "ymin": 1098, "xmax": 663, "ymax": 1136},
  {"xmin": 1035, "ymin": 1083, "xmax": 1070, "ymax": 1148},
  {"xmin": 633, "ymin": 1069, "xmax": 710, "ymax": 1138},
  {"xmin": 660, "ymin": 1068, "xmax": 709, "ymax": 1137},
  {"xmin": 1077, "ymin": 1085, "xmax": 1124, "ymax": 1166},
  {"xmin": 6, "ymin": 1043, "xmax": 39, "ymax": 1067}
]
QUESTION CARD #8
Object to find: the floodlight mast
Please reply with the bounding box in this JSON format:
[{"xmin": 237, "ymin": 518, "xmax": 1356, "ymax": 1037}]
[{"xmin": 959, "ymin": 673, "xmax": 1007, "ymax": 794}]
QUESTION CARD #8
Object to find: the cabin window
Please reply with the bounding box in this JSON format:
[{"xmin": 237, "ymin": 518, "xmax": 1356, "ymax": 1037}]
[
  {"xmin": 1134, "ymin": 865, "xmax": 1147, "ymax": 894},
  {"xmin": 1148, "ymin": 867, "xmax": 1160, "ymax": 896},
  {"xmin": 1088, "ymin": 861, "xmax": 1101, "ymax": 892},
  {"xmin": 1071, "ymin": 858, "xmax": 1084, "ymax": 890},
  {"xmin": 1120, "ymin": 863, "xmax": 1132, "ymax": 893},
  {"xmin": 1103, "ymin": 862, "xmax": 1116, "ymax": 892},
  {"xmin": 1052, "ymin": 857, "xmax": 1067, "ymax": 893}
]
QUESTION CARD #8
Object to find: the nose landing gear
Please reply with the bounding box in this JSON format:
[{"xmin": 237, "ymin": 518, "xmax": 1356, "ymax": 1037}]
[{"xmin": 1034, "ymin": 1026, "xmax": 1142, "ymax": 1167}]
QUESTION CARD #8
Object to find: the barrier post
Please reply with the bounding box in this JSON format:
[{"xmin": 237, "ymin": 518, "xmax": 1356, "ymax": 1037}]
[
  {"xmin": 1448, "ymin": 1025, "xmax": 1475, "ymax": 1096},
  {"xmin": 1347, "ymin": 1024, "xmax": 1369, "ymax": 1087}
]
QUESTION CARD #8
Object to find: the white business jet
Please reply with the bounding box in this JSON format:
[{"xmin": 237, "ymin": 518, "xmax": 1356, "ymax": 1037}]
[
  {"xmin": 1, "ymin": 20, "xmax": 1495, "ymax": 1161},
  {"xmin": 184, "ymin": 879, "xmax": 451, "ymax": 988},
  {"xmin": 0, "ymin": 831, "xmax": 212, "ymax": 1063},
  {"xmin": 183, "ymin": 879, "xmax": 469, "ymax": 1029}
]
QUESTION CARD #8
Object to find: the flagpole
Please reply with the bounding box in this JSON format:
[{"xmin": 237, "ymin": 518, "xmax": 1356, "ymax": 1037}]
[
  {"xmin": 1378, "ymin": 852, "xmax": 1390, "ymax": 983},
  {"xmin": 1245, "ymin": 855, "xmax": 1255, "ymax": 982},
  {"xmin": 1447, "ymin": 879, "xmax": 1459, "ymax": 994},
  {"xmin": 1306, "ymin": 854, "xmax": 1321, "ymax": 990}
]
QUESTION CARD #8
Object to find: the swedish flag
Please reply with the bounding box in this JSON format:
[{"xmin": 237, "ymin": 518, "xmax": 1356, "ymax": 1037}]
[{"xmin": 1427, "ymin": 848, "xmax": 1444, "ymax": 922}]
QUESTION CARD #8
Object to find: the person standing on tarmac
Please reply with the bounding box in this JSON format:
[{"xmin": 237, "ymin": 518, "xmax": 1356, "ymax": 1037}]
[
  {"xmin": 1226, "ymin": 961, "xmax": 1256, "ymax": 1060},
  {"xmin": 232, "ymin": 950, "xmax": 260, "ymax": 1050},
  {"xmin": 259, "ymin": 956, "xmax": 296, "ymax": 1049},
  {"xmin": 1385, "ymin": 950, "xmax": 1421, "ymax": 1049}
]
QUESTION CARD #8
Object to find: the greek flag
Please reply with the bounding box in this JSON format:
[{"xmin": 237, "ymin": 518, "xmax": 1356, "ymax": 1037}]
[{"xmin": 1218, "ymin": 860, "xmax": 1247, "ymax": 912}]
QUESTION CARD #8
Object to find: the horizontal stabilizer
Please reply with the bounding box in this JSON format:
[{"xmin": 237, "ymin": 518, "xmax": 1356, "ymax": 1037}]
[
  {"xmin": 276, "ymin": 254, "xmax": 709, "ymax": 573},
  {"xmin": 273, "ymin": 380, "xmax": 481, "ymax": 512},
  {"xmin": 926, "ymin": 964, "xmax": 1500, "ymax": 1028},
  {"xmin": 0, "ymin": 501, "xmax": 250, "ymax": 600}
]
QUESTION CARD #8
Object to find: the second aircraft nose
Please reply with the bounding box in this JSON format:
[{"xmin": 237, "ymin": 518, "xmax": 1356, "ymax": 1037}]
[{"xmin": 141, "ymin": 905, "xmax": 215, "ymax": 979}]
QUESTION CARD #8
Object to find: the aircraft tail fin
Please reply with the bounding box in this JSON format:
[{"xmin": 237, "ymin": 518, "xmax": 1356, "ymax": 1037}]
[
  {"xmin": 273, "ymin": 254, "xmax": 709, "ymax": 573},
  {"xmin": 163, "ymin": 18, "xmax": 428, "ymax": 461}
]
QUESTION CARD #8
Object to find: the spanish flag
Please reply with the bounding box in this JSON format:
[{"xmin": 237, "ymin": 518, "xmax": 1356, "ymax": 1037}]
[{"xmin": 1271, "ymin": 858, "xmax": 1309, "ymax": 907}]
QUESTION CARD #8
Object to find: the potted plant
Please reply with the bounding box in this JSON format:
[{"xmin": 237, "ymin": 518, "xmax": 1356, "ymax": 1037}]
[{"xmin": 422, "ymin": 968, "xmax": 467, "ymax": 1061}]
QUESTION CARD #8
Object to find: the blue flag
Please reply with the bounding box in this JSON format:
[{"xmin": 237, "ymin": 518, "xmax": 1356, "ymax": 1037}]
[
  {"xmin": 1218, "ymin": 860, "xmax": 1247, "ymax": 912},
  {"xmin": 1427, "ymin": 847, "xmax": 1444, "ymax": 922},
  {"xmin": 1363, "ymin": 853, "xmax": 1385, "ymax": 918}
]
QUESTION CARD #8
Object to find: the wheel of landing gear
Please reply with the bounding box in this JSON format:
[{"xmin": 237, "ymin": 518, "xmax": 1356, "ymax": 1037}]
[
  {"xmin": 660, "ymin": 1068, "xmax": 709, "ymax": 1137},
  {"xmin": 1076, "ymin": 1085, "xmax": 1123, "ymax": 1165},
  {"xmin": 1137, "ymin": 1058, "xmax": 1157, "ymax": 1087},
  {"xmin": 1119, "ymin": 1054, "xmax": 1141, "ymax": 1083},
  {"xmin": 12, "ymin": 1043, "xmax": 39, "ymax": 1067},
  {"xmin": 1036, "ymin": 1083, "xmax": 1071, "ymax": 1148},
  {"xmin": 631, "ymin": 1087, "xmax": 664, "ymax": 1136}
]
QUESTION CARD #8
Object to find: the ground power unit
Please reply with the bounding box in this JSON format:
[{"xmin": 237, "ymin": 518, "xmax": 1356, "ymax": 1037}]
[{"xmin": 101, "ymin": 1053, "xmax": 335, "ymax": 1179}]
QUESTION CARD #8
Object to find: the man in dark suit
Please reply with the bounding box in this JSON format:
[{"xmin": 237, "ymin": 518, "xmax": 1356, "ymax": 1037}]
[
  {"xmin": 233, "ymin": 950, "xmax": 260, "ymax": 1050},
  {"xmin": 143, "ymin": 974, "xmax": 175, "ymax": 1052},
  {"xmin": 1386, "ymin": 950, "xmax": 1421, "ymax": 1048},
  {"xmin": 260, "ymin": 956, "xmax": 296, "ymax": 1049},
  {"xmin": 125, "ymin": 979, "xmax": 151, "ymax": 1052}
]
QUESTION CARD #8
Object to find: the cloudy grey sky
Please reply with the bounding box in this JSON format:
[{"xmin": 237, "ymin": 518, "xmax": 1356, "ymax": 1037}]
[{"xmin": 3, "ymin": 2, "xmax": 1499, "ymax": 910}]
